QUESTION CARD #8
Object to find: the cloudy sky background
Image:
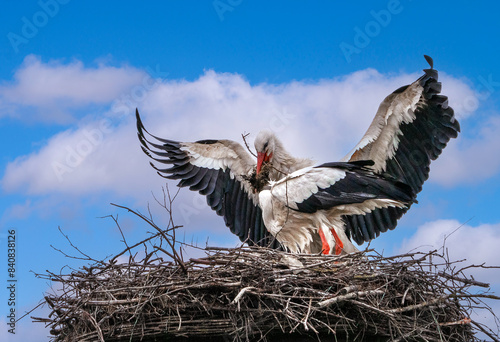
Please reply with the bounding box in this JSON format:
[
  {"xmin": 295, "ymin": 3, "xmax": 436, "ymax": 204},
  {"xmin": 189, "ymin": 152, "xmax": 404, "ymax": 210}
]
[{"xmin": 1, "ymin": 1, "xmax": 500, "ymax": 340}]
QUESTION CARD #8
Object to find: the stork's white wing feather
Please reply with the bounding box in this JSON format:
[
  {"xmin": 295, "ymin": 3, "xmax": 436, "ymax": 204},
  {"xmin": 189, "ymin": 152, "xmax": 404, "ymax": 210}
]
[
  {"xmin": 268, "ymin": 162, "xmax": 414, "ymax": 215},
  {"xmin": 270, "ymin": 167, "xmax": 347, "ymax": 209},
  {"xmin": 341, "ymin": 81, "xmax": 422, "ymax": 171}
]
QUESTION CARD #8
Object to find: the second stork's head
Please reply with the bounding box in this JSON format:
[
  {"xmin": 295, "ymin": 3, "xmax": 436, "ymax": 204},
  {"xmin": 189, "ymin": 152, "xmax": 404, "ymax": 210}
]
[{"xmin": 254, "ymin": 130, "xmax": 276, "ymax": 174}]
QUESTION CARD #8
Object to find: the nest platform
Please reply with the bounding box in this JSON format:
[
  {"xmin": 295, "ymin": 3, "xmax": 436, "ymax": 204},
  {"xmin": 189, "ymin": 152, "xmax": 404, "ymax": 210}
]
[{"xmin": 34, "ymin": 245, "xmax": 499, "ymax": 342}]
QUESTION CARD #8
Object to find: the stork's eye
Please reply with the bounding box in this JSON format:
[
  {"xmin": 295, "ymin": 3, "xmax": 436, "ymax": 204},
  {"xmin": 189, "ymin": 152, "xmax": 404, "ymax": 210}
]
[{"xmin": 263, "ymin": 142, "xmax": 268, "ymax": 150}]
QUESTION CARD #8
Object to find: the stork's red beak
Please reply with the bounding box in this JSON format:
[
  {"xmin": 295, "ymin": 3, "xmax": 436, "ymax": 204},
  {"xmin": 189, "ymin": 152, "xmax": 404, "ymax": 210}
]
[{"xmin": 256, "ymin": 152, "xmax": 272, "ymax": 174}]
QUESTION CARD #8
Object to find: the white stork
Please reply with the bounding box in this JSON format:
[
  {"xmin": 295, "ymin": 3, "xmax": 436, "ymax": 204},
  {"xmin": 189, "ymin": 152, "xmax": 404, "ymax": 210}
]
[{"xmin": 136, "ymin": 56, "xmax": 460, "ymax": 255}]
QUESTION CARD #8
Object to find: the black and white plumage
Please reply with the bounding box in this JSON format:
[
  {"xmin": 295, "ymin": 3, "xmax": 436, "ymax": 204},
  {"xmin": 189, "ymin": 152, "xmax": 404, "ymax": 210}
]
[
  {"xmin": 137, "ymin": 56, "xmax": 459, "ymax": 254},
  {"xmin": 339, "ymin": 55, "xmax": 460, "ymax": 244},
  {"xmin": 258, "ymin": 161, "xmax": 415, "ymax": 254},
  {"xmin": 137, "ymin": 113, "xmax": 278, "ymax": 247}
]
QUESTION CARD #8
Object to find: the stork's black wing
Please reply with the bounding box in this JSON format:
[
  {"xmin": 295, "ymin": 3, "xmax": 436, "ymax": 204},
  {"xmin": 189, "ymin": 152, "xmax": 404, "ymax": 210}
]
[
  {"xmin": 342, "ymin": 56, "xmax": 460, "ymax": 244},
  {"xmin": 136, "ymin": 109, "xmax": 279, "ymax": 248}
]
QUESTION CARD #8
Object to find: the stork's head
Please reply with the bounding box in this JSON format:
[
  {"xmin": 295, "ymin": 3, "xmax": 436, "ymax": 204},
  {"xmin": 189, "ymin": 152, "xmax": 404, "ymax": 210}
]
[{"xmin": 254, "ymin": 130, "xmax": 276, "ymax": 174}]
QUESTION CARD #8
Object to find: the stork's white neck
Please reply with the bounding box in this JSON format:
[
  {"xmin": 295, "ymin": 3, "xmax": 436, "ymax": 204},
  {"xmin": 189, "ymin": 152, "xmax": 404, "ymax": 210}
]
[{"xmin": 270, "ymin": 138, "xmax": 314, "ymax": 180}]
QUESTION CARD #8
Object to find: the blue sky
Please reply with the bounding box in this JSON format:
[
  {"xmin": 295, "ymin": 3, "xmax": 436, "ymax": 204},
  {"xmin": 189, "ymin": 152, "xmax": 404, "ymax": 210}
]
[{"xmin": 1, "ymin": 1, "xmax": 500, "ymax": 340}]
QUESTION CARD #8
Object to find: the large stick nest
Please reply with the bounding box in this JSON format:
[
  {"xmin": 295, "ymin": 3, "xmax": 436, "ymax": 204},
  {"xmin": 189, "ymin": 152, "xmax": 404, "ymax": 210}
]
[
  {"xmin": 34, "ymin": 244, "xmax": 499, "ymax": 342},
  {"xmin": 31, "ymin": 195, "xmax": 500, "ymax": 341}
]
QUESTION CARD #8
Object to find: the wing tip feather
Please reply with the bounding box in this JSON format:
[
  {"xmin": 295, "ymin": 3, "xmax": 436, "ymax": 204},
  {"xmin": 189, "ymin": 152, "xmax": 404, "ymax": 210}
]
[{"xmin": 424, "ymin": 55, "xmax": 434, "ymax": 69}]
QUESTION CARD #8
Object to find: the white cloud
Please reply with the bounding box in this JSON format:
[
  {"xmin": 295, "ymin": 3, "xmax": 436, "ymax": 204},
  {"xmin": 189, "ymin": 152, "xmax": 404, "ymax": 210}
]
[
  {"xmin": 0, "ymin": 55, "xmax": 146, "ymax": 123},
  {"xmin": 2, "ymin": 199, "xmax": 33, "ymax": 221},
  {"xmin": 1, "ymin": 120, "xmax": 157, "ymax": 196},
  {"xmin": 398, "ymin": 219, "xmax": 500, "ymax": 336},
  {"xmin": 431, "ymin": 115, "xmax": 500, "ymax": 186},
  {"xmin": 441, "ymin": 73, "xmax": 479, "ymax": 120},
  {"xmin": 0, "ymin": 65, "xmax": 483, "ymax": 199},
  {"xmin": 429, "ymin": 74, "xmax": 500, "ymax": 187},
  {"xmin": 399, "ymin": 219, "xmax": 500, "ymax": 282},
  {"xmin": 0, "ymin": 303, "xmax": 51, "ymax": 342},
  {"xmin": 138, "ymin": 68, "xmax": 478, "ymax": 163}
]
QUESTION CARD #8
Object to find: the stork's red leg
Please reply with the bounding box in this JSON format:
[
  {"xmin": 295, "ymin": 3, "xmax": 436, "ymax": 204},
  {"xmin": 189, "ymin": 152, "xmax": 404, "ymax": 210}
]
[
  {"xmin": 330, "ymin": 228, "xmax": 344, "ymax": 255},
  {"xmin": 318, "ymin": 229, "xmax": 330, "ymax": 255}
]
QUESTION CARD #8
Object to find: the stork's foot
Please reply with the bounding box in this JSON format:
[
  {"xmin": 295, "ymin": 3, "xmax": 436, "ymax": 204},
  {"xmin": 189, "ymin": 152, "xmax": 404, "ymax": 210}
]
[
  {"xmin": 318, "ymin": 229, "xmax": 330, "ymax": 255},
  {"xmin": 319, "ymin": 228, "xmax": 344, "ymax": 255},
  {"xmin": 330, "ymin": 228, "xmax": 344, "ymax": 255}
]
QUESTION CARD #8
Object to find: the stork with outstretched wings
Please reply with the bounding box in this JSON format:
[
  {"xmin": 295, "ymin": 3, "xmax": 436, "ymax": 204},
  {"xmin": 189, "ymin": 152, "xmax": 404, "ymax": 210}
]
[{"xmin": 136, "ymin": 56, "xmax": 459, "ymax": 254}]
